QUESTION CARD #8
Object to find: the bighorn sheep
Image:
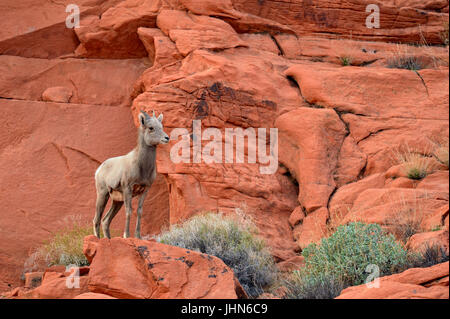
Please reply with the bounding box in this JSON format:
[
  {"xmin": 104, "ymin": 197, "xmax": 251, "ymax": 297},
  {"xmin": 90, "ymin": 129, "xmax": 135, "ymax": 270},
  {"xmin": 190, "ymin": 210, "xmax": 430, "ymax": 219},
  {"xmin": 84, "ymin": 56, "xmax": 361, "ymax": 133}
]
[{"xmin": 93, "ymin": 110, "xmax": 169, "ymax": 239}]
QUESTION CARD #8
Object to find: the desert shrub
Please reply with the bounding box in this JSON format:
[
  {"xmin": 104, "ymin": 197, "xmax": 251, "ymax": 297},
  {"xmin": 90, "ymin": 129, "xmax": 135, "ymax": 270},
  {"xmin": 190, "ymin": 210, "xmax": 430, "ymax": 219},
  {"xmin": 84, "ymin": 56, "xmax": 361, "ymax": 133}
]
[
  {"xmin": 37, "ymin": 223, "xmax": 92, "ymax": 267},
  {"xmin": 283, "ymin": 272, "xmax": 345, "ymax": 299},
  {"xmin": 404, "ymin": 244, "xmax": 449, "ymax": 270},
  {"xmin": 283, "ymin": 222, "xmax": 410, "ymax": 299},
  {"xmin": 157, "ymin": 212, "xmax": 276, "ymax": 298}
]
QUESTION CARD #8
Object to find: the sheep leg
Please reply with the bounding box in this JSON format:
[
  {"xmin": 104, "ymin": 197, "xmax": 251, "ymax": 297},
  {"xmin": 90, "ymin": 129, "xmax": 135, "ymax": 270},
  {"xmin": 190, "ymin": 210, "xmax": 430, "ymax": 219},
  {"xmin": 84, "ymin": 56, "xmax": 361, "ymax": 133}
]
[
  {"xmin": 135, "ymin": 189, "xmax": 149, "ymax": 239},
  {"xmin": 123, "ymin": 188, "xmax": 133, "ymax": 238},
  {"xmin": 101, "ymin": 200, "xmax": 124, "ymax": 239},
  {"xmin": 93, "ymin": 189, "xmax": 110, "ymax": 238}
]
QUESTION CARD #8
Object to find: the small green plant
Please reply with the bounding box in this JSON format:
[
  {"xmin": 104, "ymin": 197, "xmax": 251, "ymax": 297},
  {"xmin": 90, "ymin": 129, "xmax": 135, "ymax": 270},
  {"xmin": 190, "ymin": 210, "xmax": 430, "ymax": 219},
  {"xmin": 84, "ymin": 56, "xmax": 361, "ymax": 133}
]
[
  {"xmin": 157, "ymin": 212, "xmax": 276, "ymax": 298},
  {"xmin": 283, "ymin": 222, "xmax": 410, "ymax": 299},
  {"xmin": 431, "ymin": 225, "xmax": 442, "ymax": 232},
  {"xmin": 339, "ymin": 55, "xmax": 353, "ymax": 66},
  {"xmin": 37, "ymin": 223, "xmax": 93, "ymax": 267}
]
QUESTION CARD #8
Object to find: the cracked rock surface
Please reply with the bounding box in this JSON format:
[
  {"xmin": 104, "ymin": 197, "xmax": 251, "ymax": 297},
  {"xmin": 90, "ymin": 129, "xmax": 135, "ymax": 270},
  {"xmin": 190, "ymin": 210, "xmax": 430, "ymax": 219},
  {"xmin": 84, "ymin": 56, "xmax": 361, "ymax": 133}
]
[{"xmin": 0, "ymin": 0, "xmax": 448, "ymax": 296}]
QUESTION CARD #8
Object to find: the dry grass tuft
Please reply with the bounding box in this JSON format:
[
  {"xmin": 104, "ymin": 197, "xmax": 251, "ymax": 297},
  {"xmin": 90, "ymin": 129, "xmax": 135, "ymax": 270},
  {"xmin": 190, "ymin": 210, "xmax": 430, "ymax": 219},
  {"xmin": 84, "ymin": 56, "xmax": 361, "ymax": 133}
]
[
  {"xmin": 431, "ymin": 137, "xmax": 449, "ymax": 169},
  {"xmin": 384, "ymin": 192, "xmax": 426, "ymax": 244},
  {"xmin": 392, "ymin": 143, "xmax": 435, "ymax": 180},
  {"xmin": 36, "ymin": 223, "xmax": 92, "ymax": 267},
  {"xmin": 386, "ymin": 44, "xmax": 425, "ymax": 71}
]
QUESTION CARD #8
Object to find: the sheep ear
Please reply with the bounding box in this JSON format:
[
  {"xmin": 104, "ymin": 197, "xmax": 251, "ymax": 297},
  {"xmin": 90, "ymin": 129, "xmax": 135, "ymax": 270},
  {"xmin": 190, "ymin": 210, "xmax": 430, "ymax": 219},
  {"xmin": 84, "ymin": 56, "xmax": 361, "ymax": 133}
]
[
  {"xmin": 157, "ymin": 113, "xmax": 163, "ymax": 123},
  {"xmin": 139, "ymin": 112, "xmax": 146, "ymax": 127}
]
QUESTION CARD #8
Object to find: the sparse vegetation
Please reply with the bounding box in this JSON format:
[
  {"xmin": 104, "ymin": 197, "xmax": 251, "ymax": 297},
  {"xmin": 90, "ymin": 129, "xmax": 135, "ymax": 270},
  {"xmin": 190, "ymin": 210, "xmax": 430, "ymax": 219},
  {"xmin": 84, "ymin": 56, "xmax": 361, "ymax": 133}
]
[
  {"xmin": 393, "ymin": 144, "xmax": 434, "ymax": 180},
  {"xmin": 157, "ymin": 212, "xmax": 276, "ymax": 298},
  {"xmin": 339, "ymin": 55, "xmax": 353, "ymax": 66},
  {"xmin": 387, "ymin": 44, "xmax": 425, "ymax": 71},
  {"xmin": 432, "ymin": 137, "xmax": 449, "ymax": 169},
  {"xmin": 37, "ymin": 223, "xmax": 92, "ymax": 267},
  {"xmin": 385, "ymin": 203, "xmax": 424, "ymax": 244},
  {"xmin": 283, "ymin": 272, "xmax": 345, "ymax": 300},
  {"xmin": 431, "ymin": 225, "xmax": 442, "ymax": 232},
  {"xmin": 407, "ymin": 244, "xmax": 449, "ymax": 269},
  {"xmin": 282, "ymin": 223, "xmax": 410, "ymax": 299}
]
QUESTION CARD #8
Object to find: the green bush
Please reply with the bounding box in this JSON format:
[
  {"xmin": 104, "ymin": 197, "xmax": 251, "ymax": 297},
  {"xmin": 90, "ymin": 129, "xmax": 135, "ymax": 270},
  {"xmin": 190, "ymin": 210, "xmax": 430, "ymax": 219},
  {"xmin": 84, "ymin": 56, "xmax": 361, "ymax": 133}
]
[
  {"xmin": 157, "ymin": 212, "xmax": 276, "ymax": 298},
  {"xmin": 284, "ymin": 222, "xmax": 410, "ymax": 299}
]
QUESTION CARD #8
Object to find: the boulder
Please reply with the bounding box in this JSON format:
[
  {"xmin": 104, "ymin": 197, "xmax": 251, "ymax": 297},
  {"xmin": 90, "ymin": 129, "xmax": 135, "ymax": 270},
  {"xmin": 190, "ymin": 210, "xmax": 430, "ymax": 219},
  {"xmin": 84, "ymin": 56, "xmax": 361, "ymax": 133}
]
[
  {"xmin": 406, "ymin": 230, "xmax": 449, "ymax": 253},
  {"xmin": 275, "ymin": 108, "xmax": 347, "ymax": 213},
  {"xmin": 157, "ymin": 10, "xmax": 246, "ymax": 56},
  {"xmin": 42, "ymin": 87, "xmax": 73, "ymax": 103},
  {"xmin": 18, "ymin": 275, "xmax": 89, "ymax": 299},
  {"xmin": 84, "ymin": 236, "xmax": 246, "ymax": 299},
  {"xmin": 336, "ymin": 262, "xmax": 449, "ymax": 299},
  {"xmin": 74, "ymin": 0, "xmax": 163, "ymax": 58}
]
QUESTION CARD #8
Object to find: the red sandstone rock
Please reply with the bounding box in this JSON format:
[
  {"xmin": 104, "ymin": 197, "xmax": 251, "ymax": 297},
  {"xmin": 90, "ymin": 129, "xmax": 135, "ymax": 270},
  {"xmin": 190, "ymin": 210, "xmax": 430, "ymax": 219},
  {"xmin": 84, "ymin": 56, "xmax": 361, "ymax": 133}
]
[
  {"xmin": 276, "ymin": 108, "xmax": 347, "ymax": 213},
  {"xmin": 0, "ymin": 0, "xmax": 448, "ymax": 297},
  {"xmin": 0, "ymin": 0, "xmax": 123, "ymax": 58},
  {"xmin": 73, "ymin": 292, "xmax": 117, "ymax": 299},
  {"xmin": 42, "ymin": 87, "xmax": 73, "ymax": 103},
  {"xmin": 288, "ymin": 207, "xmax": 305, "ymax": 228},
  {"xmin": 293, "ymin": 207, "xmax": 330, "ymax": 250},
  {"xmin": 341, "ymin": 188, "xmax": 448, "ymax": 227},
  {"xmin": 19, "ymin": 276, "xmax": 89, "ymax": 299},
  {"xmin": 157, "ymin": 10, "xmax": 246, "ymax": 56},
  {"xmin": 24, "ymin": 272, "xmax": 43, "ymax": 289},
  {"xmin": 132, "ymin": 47, "xmax": 304, "ymax": 261},
  {"xmin": 74, "ymin": 0, "xmax": 162, "ymax": 58},
  {"xmin": 406, "ymin": 230, "xmax": 449, "ymax": 253},
  {"xmin": 0, "ymin": 100, "xmax": 169, "ymax": 291},
  {"xmin": 337, "ymin": 262, "xmax": 449, "ymax": 299},
  {"xmin": 84, "ymin": 236, "xmax": 245, "ymax": 299},
  {"xmin": 0, "ymin": 55, "xmax": 149, "ymax": 107},
  {"xmin": 232, "ymin": 0, "xmax": 449, "ymax": 44},
  {"xmin": 137, "ymin": 27, "xmax": 183, "ymax": 67}
]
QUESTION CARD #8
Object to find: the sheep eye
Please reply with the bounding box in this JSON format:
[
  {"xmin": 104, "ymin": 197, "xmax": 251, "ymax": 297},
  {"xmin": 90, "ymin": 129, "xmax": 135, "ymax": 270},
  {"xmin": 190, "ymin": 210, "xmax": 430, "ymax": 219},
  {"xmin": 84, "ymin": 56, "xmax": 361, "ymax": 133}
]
[{"xmin": 149, "ymin": 127, "xmax": 154, "ymax": 131}]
